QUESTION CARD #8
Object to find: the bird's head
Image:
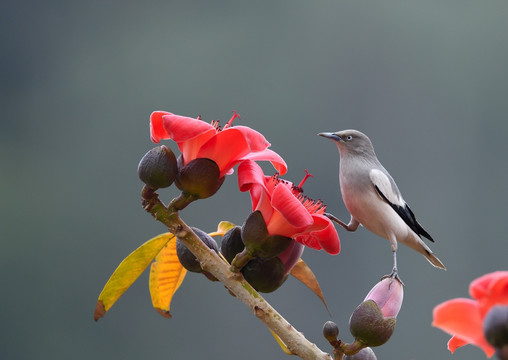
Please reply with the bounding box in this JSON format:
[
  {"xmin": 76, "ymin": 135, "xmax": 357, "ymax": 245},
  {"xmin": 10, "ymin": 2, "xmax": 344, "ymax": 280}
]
[{"xmin": 318, "ymin": 130, "xmax": 376, "ymax": 157}]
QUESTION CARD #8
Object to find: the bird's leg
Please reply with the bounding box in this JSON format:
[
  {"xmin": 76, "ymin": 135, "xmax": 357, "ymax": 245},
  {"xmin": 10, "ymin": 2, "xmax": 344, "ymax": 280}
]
[
  {"xmin": 383, "ymin": 251, "xmax": 404, "ymax": 286},
  {"xmin": 325, "ymin": 213, "xmax": 360, "ymax": 232}
]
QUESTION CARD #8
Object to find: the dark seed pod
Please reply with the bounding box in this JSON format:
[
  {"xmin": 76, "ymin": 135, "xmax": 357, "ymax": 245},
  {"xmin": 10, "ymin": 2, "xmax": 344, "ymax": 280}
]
[
  {"xmin": 175, "ymin": 157, "xmax": 225, "ymax": 199},
  {"xmin": 323, "ymin": 321, "xmax": 339, "ymax": 342},
  {"xmin": 349, "ymin": 300, "xmax": 396, "ymax": 347},
  {"xmin": 176, "ymin": 227, "xmax": 219, "ymax": 273},
  {"xmin": 484, "ymin": 305, "xmax": 508, "ymax": 348},
  {"xmin": 241, "ymin": 257, "xmax": 287, "ymax": 293},
  {"xmin": 241, "ymin": 211, "xmax": 292, "ymax": 258},
  {"xmin": 220, "ymin": 226, "xmax": 244, "ymax": 264},
  {"xmin": 137, "ymin": 145, "xmax": 177, "ymax": 189}
]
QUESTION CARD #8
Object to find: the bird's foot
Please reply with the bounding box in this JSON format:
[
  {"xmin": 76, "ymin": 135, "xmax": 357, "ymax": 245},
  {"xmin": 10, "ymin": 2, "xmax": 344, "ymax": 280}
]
[{"xmin": 382, "ymin": 268, "xmax": 405, "ymax": 287}]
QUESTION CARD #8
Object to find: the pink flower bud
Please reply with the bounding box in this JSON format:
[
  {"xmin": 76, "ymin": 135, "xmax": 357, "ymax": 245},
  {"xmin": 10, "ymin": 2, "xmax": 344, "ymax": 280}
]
[{"xmin": 364, "ymin": 278, "xmax": 403, "ymax": 318}]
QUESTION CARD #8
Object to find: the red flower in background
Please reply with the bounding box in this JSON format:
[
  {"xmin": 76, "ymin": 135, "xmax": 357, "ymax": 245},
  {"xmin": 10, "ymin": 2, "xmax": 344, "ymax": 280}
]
[
  {"xmin": 150, "ymin": 111, "xmax": 287, "ymax": 177},
  {"xmin": 433, "ymin": 271, "xmax": 508, "ymax": 357},
  {"xmin": 237, "ymin": 160, "xmax": 340, "ymax": 255}
]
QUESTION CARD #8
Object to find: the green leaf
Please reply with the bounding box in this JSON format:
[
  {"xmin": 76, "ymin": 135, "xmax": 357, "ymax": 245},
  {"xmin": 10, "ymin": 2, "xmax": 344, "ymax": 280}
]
[{"xmin": 94, "ymin": 233, "xmax": 174, "ymax": 321}]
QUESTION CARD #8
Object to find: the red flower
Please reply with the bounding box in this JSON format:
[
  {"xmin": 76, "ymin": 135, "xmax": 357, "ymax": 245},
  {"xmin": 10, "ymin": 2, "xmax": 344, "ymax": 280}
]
[
  {"xmin": 237, "ymin": 160, "xmax": 340, "ymax": 255},
  {"xmin": 150, "ymin": 111, "xmax": 287, "ymax": 177},
  {"xmin": 432, "ymin": 271, "xmax": 508, "ymax": 357}
]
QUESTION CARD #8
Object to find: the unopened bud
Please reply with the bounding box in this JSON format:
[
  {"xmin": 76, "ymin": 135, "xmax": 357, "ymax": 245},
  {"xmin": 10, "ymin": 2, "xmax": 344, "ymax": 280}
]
[
  {"xmin": 349, "ymin": 300, "xmax": 396, "ymax": 347},
  {"xmin": 348, "ymin": 278, "xmax": 403, "ymax": 347},
  {"xmin": 175, "ymin": 157, "xmax": 225, "ymax": 199},
  {"xmin": 484, "ymin": 305, "xmax": 508, "ymax": 348},
  {"xmin": 220, "ymin": 226, "xmax": 244, "ymax": 264},
  {"xmin": 323, "ymin": 321, "xmax": 339, "ymax": 343},
  {"xmin": 364, "ymin": 278, "xmax": 403, "ymax": 318},
  {"xmin": 241, "ymin": 257, "xmax": 287, "ymax": 293},
  {"xmin": 176, "ymin": 227, "xmax": 219, "ymax": 273},
  {"xmin": 344, "ymin": 347, "xmax": 377, "ymax": 360},
  {"xmin": 137, "ymin": 145, "xmax": 177, "ymax": 189}
]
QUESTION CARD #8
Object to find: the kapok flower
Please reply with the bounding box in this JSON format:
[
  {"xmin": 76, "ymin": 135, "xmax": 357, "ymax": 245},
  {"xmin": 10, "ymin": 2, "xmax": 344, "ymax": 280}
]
[
  {"xmin": 432, "ymin": 271, "xmax": 508, "ymax": 357},
  {"xmin": 237, "ymin": 160, "xmax": 340, "ymax": 255},
  {"xmin": 150, "ymin": 111, "xmax": 287, "ymax": 178}
]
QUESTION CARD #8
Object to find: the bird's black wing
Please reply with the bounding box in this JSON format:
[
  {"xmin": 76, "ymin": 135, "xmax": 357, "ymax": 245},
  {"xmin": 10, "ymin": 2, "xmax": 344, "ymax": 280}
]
[{"xmin": 374, "ymin": 184, "xmax": 435, "ymax": 243}]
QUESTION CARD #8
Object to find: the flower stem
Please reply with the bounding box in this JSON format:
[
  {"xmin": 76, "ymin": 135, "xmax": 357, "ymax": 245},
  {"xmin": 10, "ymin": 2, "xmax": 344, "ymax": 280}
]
[{"xmin": 141, "ymin": 187, "xmax": 331, "ymax": 360}]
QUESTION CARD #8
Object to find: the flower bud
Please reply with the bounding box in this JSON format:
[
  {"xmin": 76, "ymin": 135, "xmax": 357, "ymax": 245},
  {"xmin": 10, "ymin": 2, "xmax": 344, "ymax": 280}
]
[
  {"xmin": 349, "ymin": 300, "xmax": 396, "ymax": 347},
  {"xmin": 175, "ymin": 157, "xmax": 225, "ymax": 199},
  {"xmin": 349, "ymin": 278, "xmax": 403, "ymax": 347},
  {"xmin": 322, "ymin": 321, "xmax": 339, "ymax": 343},
  {"xmin": 220, "ymin": 226, "xmax": 244, "ymax": 264},
  {"xmin": 484, "ymin": 305, "xmax": 508, "ymax": 348},
  {"xmin": 344, "ymin": 347, "xmax": 377, "ymax": 360},
  {"xmin": 137, "ymin": 145, "xmax": 177, "ymax": 189},
  {"xmin": 241, "ymin": 211, "xmax": 292, "ymax": 258},
  {"xmin": 176, "ymin": 227, "xmax": 219, "ymax": 273},
  {"xmin": 241, "ymin": 257, "xmax": 287, "ymax": 293},
  {"xmin": 364, "ymin": 278, "xmax": 403, "ymax": 318}
]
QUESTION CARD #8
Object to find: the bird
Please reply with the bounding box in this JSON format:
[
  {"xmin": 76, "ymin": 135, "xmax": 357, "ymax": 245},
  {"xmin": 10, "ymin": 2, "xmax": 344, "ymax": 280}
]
[{"xmin": 319, "ymin": 129, "xmax": 445, "ymax": 280}]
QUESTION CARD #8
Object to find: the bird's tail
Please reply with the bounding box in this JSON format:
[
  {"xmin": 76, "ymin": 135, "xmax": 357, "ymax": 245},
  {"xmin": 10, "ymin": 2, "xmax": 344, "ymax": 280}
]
[
  {"xmin": 404, "ymin": 236, "xmax": 446, "ymax": 270},
  {"xmin": 425, "ymin": 251, "xmax": 446, "ymax": 270}
]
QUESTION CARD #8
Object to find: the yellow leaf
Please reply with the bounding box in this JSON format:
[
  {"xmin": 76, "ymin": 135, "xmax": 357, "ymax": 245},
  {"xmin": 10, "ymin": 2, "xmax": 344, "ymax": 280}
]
[
  {"xmin": 290, "ymin": 258, "xmax": 331, "ymax": 316},
  {"xmin": 94, "ymin": 233, "xmax": 174, "ymax": 321},
  {"xmin": 149, "ymin": 237, "xmax": 187, "ymax": 318},
  {"xmin": 269, "ymin": 329, "xmax": 294, "ymax": 355},
  {"xmin": 216, "ymin": 221, "xmax": 236, "ymax": 234}
]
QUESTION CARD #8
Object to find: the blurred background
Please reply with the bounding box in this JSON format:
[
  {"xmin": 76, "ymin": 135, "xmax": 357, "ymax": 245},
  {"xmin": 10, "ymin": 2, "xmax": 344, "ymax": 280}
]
[{"xmin": 2, "ymin": 1, "xmax": 507, "ymax": 359}]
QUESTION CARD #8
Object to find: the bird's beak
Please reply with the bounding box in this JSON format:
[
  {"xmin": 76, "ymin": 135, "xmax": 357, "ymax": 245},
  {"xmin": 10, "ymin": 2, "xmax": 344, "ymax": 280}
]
[{"xmin": 318, "ymin": 132, "xmax": 342, "ymax": 142}]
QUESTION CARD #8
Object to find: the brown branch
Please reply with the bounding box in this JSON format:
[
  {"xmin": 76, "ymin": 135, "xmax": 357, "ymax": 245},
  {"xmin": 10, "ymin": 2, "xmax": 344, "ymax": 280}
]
[{"xmin": 142, "ymin": 186, "xmax": 332, "ymax": 360}]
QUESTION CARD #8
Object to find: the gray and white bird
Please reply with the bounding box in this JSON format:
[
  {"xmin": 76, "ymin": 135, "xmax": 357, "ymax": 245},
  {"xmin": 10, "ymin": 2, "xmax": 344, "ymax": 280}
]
[{"xmin": 319, "ymin": 130, "xmax": 445, "ymax": 279}]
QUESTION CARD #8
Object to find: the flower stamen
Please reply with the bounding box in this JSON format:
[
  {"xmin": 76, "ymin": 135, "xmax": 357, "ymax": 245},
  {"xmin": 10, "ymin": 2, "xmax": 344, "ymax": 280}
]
[
  {"xmin": 224, "ymin": 111, "xmax": 241, "ymax": 129},
  {"xmin": 210, "ymin": 120, "xmax": 221, "ymax": 131},
  {"xmin": 298, "ymin": 169, "xmax": 313, "ymax": 189},
  {"xmin": 298, "ymin": 194, "xmax": 326, "ymax": 215}
]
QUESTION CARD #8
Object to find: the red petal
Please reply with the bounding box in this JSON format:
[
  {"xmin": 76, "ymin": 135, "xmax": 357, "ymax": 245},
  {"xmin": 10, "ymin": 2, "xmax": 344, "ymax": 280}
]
[
  {"xmin": 237, "ymin": 160, "xmax": 270, "ymax": 193},
  {"xmin": 268, "ymin": 185, "xmax": 313, "ymax": 233},
  {"xmin": 162, "ymin": 114, "xmax": 216, "ymax": 164},
  {"xmin": 240, "ymin": 149, "xmax": 288, "ymax": 175},
  {"xmin": 163, "ymin": 114, "xmax": 216, "ymax": 141},
  {"xmin": 150, "ymin": 111, "xmax": 172, "ymax": 143},
  {"xmin": 469, "ymin": 271, "xmax": 508, "ymax": 318},
  {"xmin": 196, "ymin": 128, "xmax": 252, "ymax": 176},
  {"xmin": 432, "ymin": 298, "xmax": 495, "ymax": 357},
  {"xmin": 447, "ymin": 336, "xmax": 469, "ymax": 354},
  {"xmin": 229, "ymin": 125, "xmax": 270, "ymax": 152},
  {"xmin": 470, "ymin": 271, "xmax": 508, "ymax": 299},
  {"xmin": 237, "ymin": 160, "xmax": 275, "ymax": 223},
  {"xmin": 294, "ymin": 215, "xmax": 341, "ymax": 254}
]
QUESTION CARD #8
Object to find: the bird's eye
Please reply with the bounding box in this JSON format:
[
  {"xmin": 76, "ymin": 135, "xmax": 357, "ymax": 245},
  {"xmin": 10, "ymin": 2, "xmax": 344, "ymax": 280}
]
[{"xmin": 346, "ymin": 135, "xmax": 353, "ymax": 141}]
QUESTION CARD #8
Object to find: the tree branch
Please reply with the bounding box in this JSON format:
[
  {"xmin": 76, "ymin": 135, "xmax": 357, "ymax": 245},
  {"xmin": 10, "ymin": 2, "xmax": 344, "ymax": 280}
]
[{"xmin": 142, "ymin": 186, "xmax": 332, "ymax": 360}]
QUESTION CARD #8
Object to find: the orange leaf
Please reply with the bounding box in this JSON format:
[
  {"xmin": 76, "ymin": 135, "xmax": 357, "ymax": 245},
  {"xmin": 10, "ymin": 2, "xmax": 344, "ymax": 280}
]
[
  {"xmin": 94, "ymin": 233, "xmax": 174, "ymax": 321},
  {"xmin": 149, "ymin": 237, "xmax": 187, "ymax": 318},
  {"xmin": 290, "ymin": 258, "xmax": 331, "ymax": 316}
]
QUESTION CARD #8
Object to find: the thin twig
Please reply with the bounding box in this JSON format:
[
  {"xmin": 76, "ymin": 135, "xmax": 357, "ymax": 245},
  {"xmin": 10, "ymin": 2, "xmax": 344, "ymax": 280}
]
[{"xmin": 142, "ymin": 186, "xmax": 332, "ymax": 360}]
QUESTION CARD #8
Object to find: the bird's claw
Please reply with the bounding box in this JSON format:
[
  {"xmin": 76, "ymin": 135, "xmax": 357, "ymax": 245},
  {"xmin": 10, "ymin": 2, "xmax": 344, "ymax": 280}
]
[{"xmin": 382, "ymin": 268, "xmax": 405, "ymax": 287}]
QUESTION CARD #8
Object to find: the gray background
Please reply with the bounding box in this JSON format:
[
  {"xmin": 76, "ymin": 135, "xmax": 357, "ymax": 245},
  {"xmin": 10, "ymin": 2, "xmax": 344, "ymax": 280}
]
[{"xmin": 2, "ymin": 1, "xmax": 507, "ymax": 359}]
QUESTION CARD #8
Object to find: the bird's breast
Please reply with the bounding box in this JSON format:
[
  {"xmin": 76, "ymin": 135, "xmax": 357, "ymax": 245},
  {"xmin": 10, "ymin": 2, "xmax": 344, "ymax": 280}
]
[{"xmin": 340, "ymin": 172, "xmax": 409, "ymax": 241}]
